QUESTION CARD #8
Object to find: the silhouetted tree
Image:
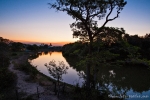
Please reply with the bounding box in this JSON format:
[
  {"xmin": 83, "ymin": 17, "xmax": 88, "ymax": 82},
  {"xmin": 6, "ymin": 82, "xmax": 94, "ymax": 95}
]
[
  {"xmin": 45, "ymin": 60, "xmax": 68, "ymax": 95},
  {"xmin": 11, "ymin": 42, "xmax": 24, "ymax": 52},
  {"xmin": 27, "ymin": 44, "xmax": 39, "ymax": 51},
  {"xmin": 49, "ymin": 43, "xmax": 52, "ymax": 46},
  {"xmin": 49, "ymin": 0, "xmax": 127, "ymax": 88},
  {"xmin": 0, "ymin": 37, "xmax": 16, "ymax": 95}
]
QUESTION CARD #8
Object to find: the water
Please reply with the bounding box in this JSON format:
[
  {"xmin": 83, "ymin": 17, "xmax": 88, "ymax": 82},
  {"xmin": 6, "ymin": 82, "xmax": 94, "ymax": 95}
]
[
  {"xmin": 31, "ymin": 51, "xmax": 150, "ymax": 99},
  {"xmin": 31, "ymin": 51, "xmax": 84, "ymax": 86}
]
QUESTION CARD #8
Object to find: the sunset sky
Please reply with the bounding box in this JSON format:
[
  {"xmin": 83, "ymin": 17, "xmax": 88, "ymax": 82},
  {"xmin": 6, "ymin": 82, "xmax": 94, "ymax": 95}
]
[{"xmin": 0, "ymin": 0, "xmax": 150, "ymax": 46}]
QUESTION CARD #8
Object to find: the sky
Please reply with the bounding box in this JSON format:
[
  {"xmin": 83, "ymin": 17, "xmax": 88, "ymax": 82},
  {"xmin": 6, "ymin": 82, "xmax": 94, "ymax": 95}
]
[{"xmin": 0, "ymin": 0, "xmax": 150, "ymax": 46}]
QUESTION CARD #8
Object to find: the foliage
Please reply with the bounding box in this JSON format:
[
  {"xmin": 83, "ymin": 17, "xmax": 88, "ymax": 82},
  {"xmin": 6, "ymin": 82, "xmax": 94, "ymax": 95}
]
[
  {"xmin": 49, "ymin": 0, "xmax": 150, "ymax": 98},
  {"xmin": 11, "ymin": 42, "xmax": 24, "ymax": 51},
  {"xmin": 39, "ymin": 43, "xmax": 49, "ymax": 49},
  {"xmin": 0, "ymin": 37, "xmax": 17, "ymax": 91},
  {"xmin": 49, "ymin": 0, "xmax": 127, "ymax": 89},
  {"xmin": 26, "ymin": 44, "xmax": 39, "ymax": 51},
  {"xmin": 63, "ymin": 32, "xmax": 150, "ymax": 68},
  {"xmin": 0, "ymin": 37, "xmax": 15, "ymax": 99},
  {"xmin": 62, "ymin": 32, "xmax": 150, "ymax": 92},
  {"xmin": 45, "ymin": 60, "xmax": 69, "ymax": 96},
  {"xmin": 0, "ymin": 54, "xmax": 16, "ymax": 90},
  {"xmin": 49, "ymin": 0, "xmax": 127, "ymax": 42},
  {"xmin": 71, "ymin": 85, "xmax": 112, "ymax": 100},
  {"xmin": 45, "ymin": 60, "xmax": 69, "ymax": 81}
]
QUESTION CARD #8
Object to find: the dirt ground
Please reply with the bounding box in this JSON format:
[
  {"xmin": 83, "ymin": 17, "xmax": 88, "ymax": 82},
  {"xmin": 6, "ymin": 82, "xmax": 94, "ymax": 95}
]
[{"xmin": 9, "ymin": 54, "xmax": 59, "ymax": 100}]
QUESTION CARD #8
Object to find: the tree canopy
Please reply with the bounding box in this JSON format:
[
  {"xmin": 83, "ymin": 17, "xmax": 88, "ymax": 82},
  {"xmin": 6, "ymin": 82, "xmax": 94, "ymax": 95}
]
[
  {"xmin": 49, "ymin": 0, "xmax": 127, "ymax": 88},
  {"xmin": 49, "ymin": 0, "xmax": 127, "ymax": 42}
]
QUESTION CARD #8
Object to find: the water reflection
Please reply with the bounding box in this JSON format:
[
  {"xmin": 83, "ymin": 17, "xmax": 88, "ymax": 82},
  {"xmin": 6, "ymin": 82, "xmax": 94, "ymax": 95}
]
[
  {"xmin": 31, "ymin": 51, "xmax": 84, "ymax": 86},
  {"xmin": 97, "ymin": 66, "xmax": 150, "ymax": 93},
  {"xmin": 99, "ymin": 67, "xmax": 150, "ymax": 100},
  {"xmin": 31, "ymin": 51, "xmax": 150, "ymax": 99},
  {"xmin": 64, "ymin": 56, "xmax": 150, "ymax": 100}
]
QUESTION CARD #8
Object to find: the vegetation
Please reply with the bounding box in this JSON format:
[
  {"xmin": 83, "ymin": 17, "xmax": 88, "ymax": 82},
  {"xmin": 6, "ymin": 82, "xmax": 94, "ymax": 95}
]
[
  {"xmin": 0, "ymin": 0, "xmax": 149, "ymax": 99},
  {"xmin": 49, "ymin": 0, "xmax": 150, "ymax": 99},
  {"xmin": 62, "ymin": 32, "xmax": 150, "ymax": 67},
  {"xmin": 49, "ymin": 0, "xmax": 127, "ymax": 89},
  {"xmin": 0, "ymin": 37, "xmax": 17, "ymax": 99},
  {"xmin": 0, "ymin": 37, "xmax": 41, "ymax": 99},
  {"xmin": 1, "ymin": 32, "xmax": 150, "ymax": 99},
  {"xmin": 45, "ymin": 60, "xmax": 69, "ymax": 96},
  {"xmin": 62, "ymin": 31, "xmax": 150, "ymax": 99},
  {"xmin": 14, "ymin": 59, "xmax": 39, "ymax": 80}
]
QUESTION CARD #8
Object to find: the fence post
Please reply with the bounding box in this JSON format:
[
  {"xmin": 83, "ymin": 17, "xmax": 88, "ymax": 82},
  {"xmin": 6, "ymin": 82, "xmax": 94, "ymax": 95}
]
[
  {"xmin": 15, "ymin": 89, "xmax": 19, "ymax": 100},
  {"xmin": 57, "ymin": 84, "xmax": 60, "ymax": 97},
  {"xmin": 62, "ymin": 83, "xmax": 66, "ymax": 93},
  {"xmin": 54, "ymin": 82, "xmax": 57, "ymax": 95},
  {"xmin": 37, "ymin": 86, "xmax": 39, "ymax": 98}
]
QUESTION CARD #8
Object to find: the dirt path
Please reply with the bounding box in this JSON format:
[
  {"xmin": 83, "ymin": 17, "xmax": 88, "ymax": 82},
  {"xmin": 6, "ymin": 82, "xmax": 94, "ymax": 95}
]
[{"xmin": 9, "ymin": 55, "xmax": 59, "ymax": 100}]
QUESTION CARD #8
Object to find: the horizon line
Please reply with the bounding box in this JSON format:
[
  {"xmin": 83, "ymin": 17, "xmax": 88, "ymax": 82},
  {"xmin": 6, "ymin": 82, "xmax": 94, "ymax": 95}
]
[{"xmin": 12, "ymin": 39, "xmax": 73, "ymax": 46}]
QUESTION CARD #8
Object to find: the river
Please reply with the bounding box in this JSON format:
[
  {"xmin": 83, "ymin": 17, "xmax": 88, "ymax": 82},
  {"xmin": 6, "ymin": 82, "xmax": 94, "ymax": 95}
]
[
  {"xmin": 31, "ymin": 51, "xmax": 150, "ymax": 100},
  {"xmin": 31, "ymin": 51, "xmax": 84, "ymax": 86}
]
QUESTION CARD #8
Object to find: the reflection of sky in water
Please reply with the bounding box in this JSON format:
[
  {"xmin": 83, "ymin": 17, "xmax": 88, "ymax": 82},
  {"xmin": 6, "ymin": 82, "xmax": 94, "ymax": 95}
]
[
  {"xmin": 31, "ymin": 52, "xmax": 150, "ymax": 99},
  {"xmin": 31, "ymin": 52, "xmax": 84, "ymax": 86},
  {"xmin": 101, "ymin": 83, "xmax": 150, "ymax": 100},
  {"xmin": 126, "ymin": 90, "xmax": 150, "ymax": 100},
  {"xmin": 99, "ymin": 70, "xmax": 150, "ymax": 100}
]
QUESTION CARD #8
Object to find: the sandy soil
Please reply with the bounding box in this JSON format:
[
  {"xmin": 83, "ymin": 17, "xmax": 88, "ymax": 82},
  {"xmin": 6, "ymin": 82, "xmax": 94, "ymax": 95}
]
[{"xmin": 9, "ymin": 55, "xmax": 59, "ymax": 100}]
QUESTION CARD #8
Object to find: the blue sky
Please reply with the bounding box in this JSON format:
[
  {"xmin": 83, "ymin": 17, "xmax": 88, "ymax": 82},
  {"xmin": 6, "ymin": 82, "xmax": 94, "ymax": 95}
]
[{"xmin": 0, "ymin": 0, "xmax": 150, "ymax": 45}]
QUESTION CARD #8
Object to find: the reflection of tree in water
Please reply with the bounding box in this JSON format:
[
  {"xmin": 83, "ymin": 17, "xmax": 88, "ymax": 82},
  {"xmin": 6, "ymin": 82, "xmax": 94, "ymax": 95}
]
[
  {"xmin": 72, "ymin": 71, "xmax": 86, "ymax": 87},
  {"xmin": 65, "ymin": 55, "xmax": 150, "ymax": 96},
  {"xmin": 29, "ymin": 51, "xmax": 53, "ymax": 60},
  {"xmin": 29, "ymin": 52, "xmax": 40, "ymax": 60},
  {"xmin": 49, "ymin": 51, "xmax": 52, "ymax": 56},
  {"xmin": 63, "ymin": 55, "xmax": 85, "ymax": 71},
  {"xmin": 43, "ymin": 51, "xmax": 48, "ymax": 55},
  {"xmin": 97, "ymin": 65, "xmax": 150, "ymax": 96},
  {"xmin": 45, "ymin": 60, "xmax": 69, "ymax": 95},
  {"xmin": 42, "ymin": 51, "xmax": 51, "ymax": 55}
]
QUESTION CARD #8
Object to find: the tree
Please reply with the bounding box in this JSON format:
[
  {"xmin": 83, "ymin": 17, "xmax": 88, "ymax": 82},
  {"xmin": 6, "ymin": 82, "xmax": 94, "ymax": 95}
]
[
  {"xmin": 27, "ymin": 44, "xmax": 39, "ymax": 51},
  {"xmin": 49, "ymin": 0, "xmax": 127, "ymax": 88},
  {"xmin": 11, "ymin": 42, "xmax": 24, "ymax": 52},
  {"xmin": 49, "ymin": 43, "xmax": 52, "ymax": 46},
  {"xmin": 45, "ymin": 60, "xmax": 68, "ymax": 95}
]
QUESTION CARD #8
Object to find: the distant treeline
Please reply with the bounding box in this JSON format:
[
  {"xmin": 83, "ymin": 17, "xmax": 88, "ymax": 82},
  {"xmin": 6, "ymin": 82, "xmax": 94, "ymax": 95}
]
[
  {"xmin": 0, "ymin": 37, "xmax": 56, "ymax": 99},
  {"xmin": 0, "ymin": 37, "xmax": 63, "ymax": 52}
]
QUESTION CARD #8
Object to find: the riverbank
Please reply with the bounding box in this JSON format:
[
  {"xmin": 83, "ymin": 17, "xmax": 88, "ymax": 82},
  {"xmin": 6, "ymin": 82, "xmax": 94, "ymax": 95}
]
[
  {"xmin": 8, "ymin": 51, "xmax": 112, "ymax": 100},
  {"xmin": 9, "ymin": 52, "xmax": 60, "ymax": 100}
]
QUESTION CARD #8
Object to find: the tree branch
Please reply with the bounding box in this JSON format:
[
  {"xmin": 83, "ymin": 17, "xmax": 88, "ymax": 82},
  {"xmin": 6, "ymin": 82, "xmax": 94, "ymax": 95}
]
[
  {"xmin": 89, "ymin": 11, "xmax": 103, "ymax": 19},
  {"xmin": 93, "ymin": 5, "xmax": 121, "ymax": 38},
  {"xmin": 102, "ymin": 3, "xmax": 114, "ymax": 28}
]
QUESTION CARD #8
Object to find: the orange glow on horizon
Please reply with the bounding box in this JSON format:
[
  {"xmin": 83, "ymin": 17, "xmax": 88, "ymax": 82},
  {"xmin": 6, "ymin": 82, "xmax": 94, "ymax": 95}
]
[{"xmin": 12, "ymin": 39, "xmax": 73, "ymax": 46}]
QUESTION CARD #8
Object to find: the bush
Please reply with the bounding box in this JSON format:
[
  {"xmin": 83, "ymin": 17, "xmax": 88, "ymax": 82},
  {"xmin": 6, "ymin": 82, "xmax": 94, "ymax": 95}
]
[
  {"xmin": 11, "ymin": 53, "xmax": 17, "ymax": 56},
  {"xmin": 15, "ymin": 61, "xmax": 38, "ymax": 80},
  {"xmin": 0, "ymin": 53, "xmax": 17, "ymax": 91}
]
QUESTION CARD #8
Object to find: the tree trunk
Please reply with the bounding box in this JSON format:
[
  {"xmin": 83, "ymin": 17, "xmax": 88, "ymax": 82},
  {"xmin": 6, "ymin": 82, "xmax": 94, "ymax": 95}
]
[
  {"xmin": 86, "ymin": 62, "xmax": 90, "ymax": 88},
  {"xmin": 54, "ymin": 82, "xmax": 57, "ymax": 95},
  {"xmin": 86, "ymin": 37, "xmax": 93, "ymax": 88},
  {"xmin": 93, "ymin": 67, "xmax": 98, "ymax": 88},
  {"xmin": 57, "ymin": 77, "xmax": 60, "ymax": 97}
]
